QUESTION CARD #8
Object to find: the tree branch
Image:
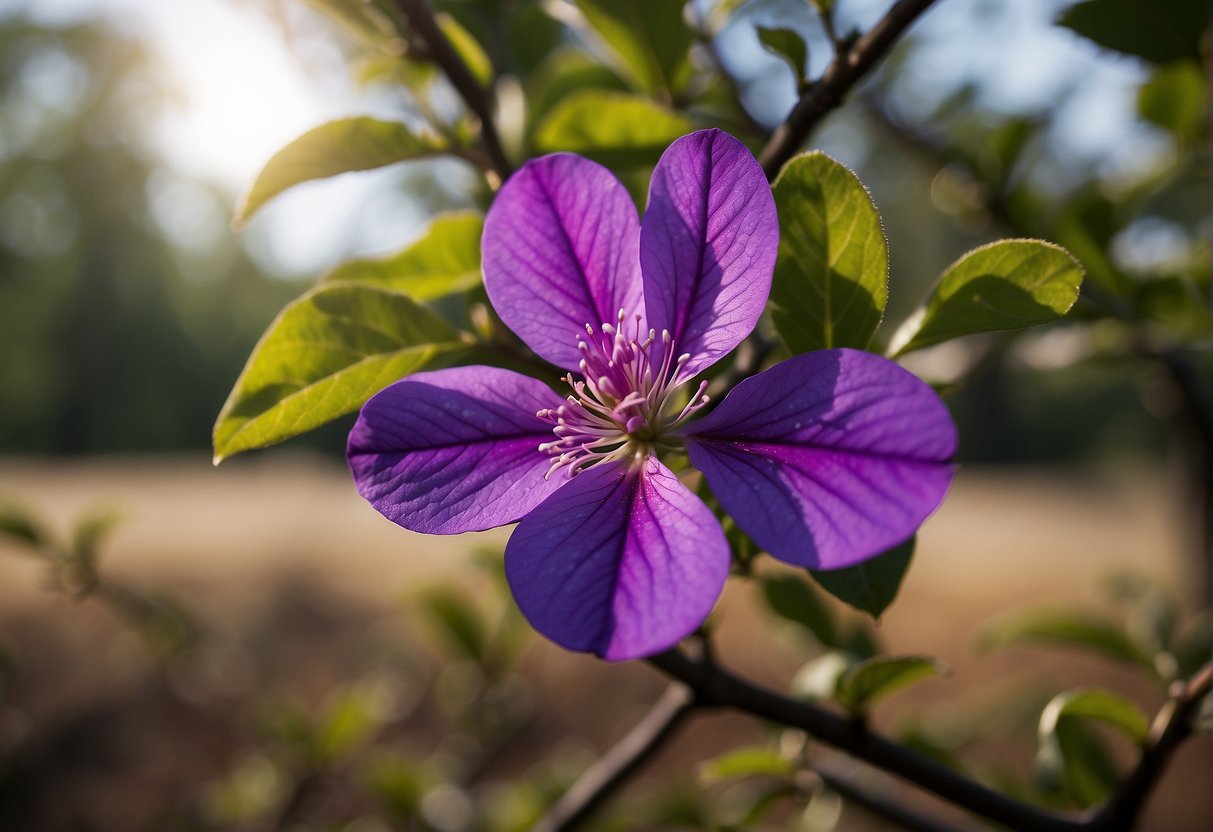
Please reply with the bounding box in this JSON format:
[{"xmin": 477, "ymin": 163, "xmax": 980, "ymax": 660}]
[
  {"xmin": 533, "ymin": 684, "xmax": 695, "ymax": 832},
  {"xmin": 393, "ymin": 0, "xmax": 513, "ymax": 180},
  {"xmin": 758, "ymin": 0, "xmax": 939, "ymax": 179},
  {"xmin": 811, "ymin": 759, "xmax": 973, "ymax": 832}
]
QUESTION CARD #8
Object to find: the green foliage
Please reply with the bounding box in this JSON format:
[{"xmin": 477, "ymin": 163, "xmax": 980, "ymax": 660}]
[
  {"xmin": 699, "ymin": 746, "xmax": 795, "ymax": 783},
  {"xmin": 1035, "ymin": 688, "xmax": 1149, "ymax": 808},
  {"xmin": 234, "ymin": 117, "xmax": 446, "ymax": 225},
  {"xmin": 810, "ymin": 537, "xmax": 914, "ymax": 619},
  {"xmin": 212, "ymin": 284, "xmax": 462, "ymax": 462},
  {"xmin": 571, "ymin": 0, "xmax": 693, "ymax": 96},
  {"xmin": 791, "ymin": 651, "xmax": 855, "ymax": 702},
  {"xmin": 323, "ymin": 211, "xmax": 484, "ymax": 299},
  {"xmin": 416, "ymin": 586, "xmax": 488, "ymax": 664},
  {"xmin": 1057, "ymin": 0, "xmax": 1210, "ymax": 64},
  {"xmin": 770, "ymin": 152, "xmax": 888, "ymax": 353},
  {"xmin": 836, "ymin": 656, "xmax": 947, "ymax": 712},
  {"xmin": 978, "ymin": 608, "xmax": 1150, "ymax": 669},
  {"xmin": 532, "ymin": 89, "xmax": 694, "ymax": 169},
  {"xmin": 756, "ymin": 26, "xmax": 809, "ymax": 91},
  {"xmin": 761, "ymin": 573, "xmax": 837, "ymax": 647},
  {"xmin": 1138, "ymin": 62, "xmax": 1209, "ymax": 143},
  {"xmin": 300, "ymin": 0, "xmax": 404, "ymax": 52},
  {"xmin": 0, "ymin": 499, "xmax": 48, "ymax": 548},
  {"xmin": 889, "ymin": 240, "xmax": 1084, "ymax": 355},
  {"xmin": 435, "ymin": 12, "xmax": 494, "ymax": 87}
]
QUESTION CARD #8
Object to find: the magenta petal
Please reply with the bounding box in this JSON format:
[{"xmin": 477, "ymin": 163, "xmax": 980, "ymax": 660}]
[
  {"xmin": 347, "ymin": 365, "xmax": 566, "ymax": 534},
  {"xmin": 505, "ymin": 458, "xmax": 729, "ymax": 661},
  {"xmin": 483, "ymin": 154, "xmax": 644, "ymax": 370},
  {"xmin": 640, "ymin": 129, "xmax": 777, "ymax": 377},
  {"xmin": 684, "ymin": 349, "xmax": 957, "ymax": 570}
]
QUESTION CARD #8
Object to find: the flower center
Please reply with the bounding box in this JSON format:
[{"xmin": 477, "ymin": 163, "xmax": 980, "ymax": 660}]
[{"xmin": 537, "ymin": 311, "xmax": 709, "ymax": 478}]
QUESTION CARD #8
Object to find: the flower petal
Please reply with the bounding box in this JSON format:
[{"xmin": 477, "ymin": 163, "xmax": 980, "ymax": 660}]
[
  {"xmin": 483, "ymin": 154, "xmax": 643, "ymax": 370},
  {"xmin": 640, "ymin": 129, "xmax": 777, "ymax": 377},
  {"xmin": 684, "ymin": 349, "xmax": 956, "ymax": 570},
  {"xmin": 348, "ymin": 365, "xmax": 566, "ymax": 534},
  {"xmin": 505, "ymin": 457, "xmax": 728, "ymax": 661}
]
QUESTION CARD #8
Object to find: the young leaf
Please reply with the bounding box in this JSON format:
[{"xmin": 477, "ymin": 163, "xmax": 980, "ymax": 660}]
[
  {"xmin": 978, "ymin": 609, "xmax": 1151, "ymax": 668},
  {"xmin": 791, "ymin": 651, "xmax": 855, "ymax": 702},
  {"xmin": 761, "ymin": 573, "xmax": 837, "ymax": 647},
  {"xmin": 836, "ymin": 655, "xmax": 947, "ymax": 712},
  {"xmin": 1035, "ymin": 717, "xmax": 1119, "ymax": 808},
  {"xmin": 770, "ymin": 152, "xmax": 888, "ymax": 354},
  {"xmin": 0, "ymin": 499, "xmax": 47, "ymax": 548},
  {"xmin": 213, "ymin": 284, "xmax": 461, "ymax": 462},
  {"xmin": 1057, "ymin": 0, "xmax": 1209, "ymax": 65},
  {"xmin": 532, "ymin": 89, "xmax": 694, "ymax": 169},
  {"xmin": 323, "ymin": 212, "xmax": 483, "ymax": 299},
  {"xmin": 888, "ymin": 239, "xmax": 1084, "ymax": 356},
  {"xmin": 699, "ymin": 746, "xmax": 794, "ymax": 783},
  {"xmin": 1036, "ymin": 688, "xmax": 1147, "ymax": 808},
  {"xmin": 756, "ymin": 26, "xmax": 809, "ymax": 90},
  {"xmin": 572, "ymin": 0, "xmax": 694, "ymax": 96},
  {"xmin": 809, "ymin": 537, "xmax": 913, "ymax": 619},
  {"xmin": 416, "ymin": 586, "xmax": 487, "ymax": 663},
  {"xmin": 1040, "ymin": 688, "xmax": 1150, "ymax": 745},
  {"xmin": 435, "ymin": 13, "xmax": 493, "ymax": 87},
  {"xmin": 234, "ymin": 118, "xmax": 445, "ymax": 225}
]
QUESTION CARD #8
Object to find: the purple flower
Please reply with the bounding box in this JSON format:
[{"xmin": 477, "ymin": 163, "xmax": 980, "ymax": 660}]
[{"xmin": 347, "ymin": 130, "xmax": 956, "ymax": 661}]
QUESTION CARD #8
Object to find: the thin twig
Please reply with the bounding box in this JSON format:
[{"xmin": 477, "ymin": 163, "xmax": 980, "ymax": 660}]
[
  {"xmin": 758, "ymin": 0, "xmax": 939, "ymax": 179},
  {"xmin": 533, "ymin": 684, "xmax": 695, "ymax": 832},
  {"xmin": 393, "ymin": 0, "xmax": 513, "ymax": 180}
]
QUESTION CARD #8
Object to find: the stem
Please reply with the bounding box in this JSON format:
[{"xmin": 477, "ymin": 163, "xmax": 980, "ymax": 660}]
[
  {"xmin": 393, "ymin": 0, "xmax": 513, "ymax": 180},
  {"xmin": 532, "ymin": 685, "xmax": 694, "ymax": 832},
  {"xmin": 758, "ymin": 0, "xmax": 939, "ymax": 179}
]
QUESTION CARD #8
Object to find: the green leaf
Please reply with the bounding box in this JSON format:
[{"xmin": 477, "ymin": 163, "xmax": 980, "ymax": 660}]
[
  {"xmin": 978, "ymin": 609, "xmax": 1151, "ymax": 668},
  {"xmin": 761, "ymin": 573, "xmax": 837, "ymax": 647},
  {"xmin": 71, "ymin": 505, "xmax": 124, "ymax": 566},
  {"xmin": 810, "ymin": 537, "xmax": 913, "ymax": 619},
  {"xmin": 213, "ymin": 283, "xmax": 461, "ymax": 462},
  {"xmin": 791, "ymin": 651, "xmax": 855, "ymax": 702},
  {"xmin": 526, "ymin": 48, "xmax": 629, "ymax": 139},
  {"xmin": 0, "ymin": 499, "xmax": 46, "ymax": 549},
  {"xmin": 416, "ymin": 586, "xmax": 487, "ymax": 663},
  {"xmin": 700, "ymin": 746, "xmax": 794, "ymax": 783},
  {"xmin": 435, "ymin": 12, "xmax": 493, "ymax": 87},
  {"xmin": 770, "ymin": 152, "xmax": 888, "ymax": 353},
  {"xmin": 1036, "ymin": 688, "xmax": 1147, "ymax": 808},
  {"xmin": 1138, "ymin": 62, "xmax": 1208, "ymax": 142},
  {"xmin": 1035, "ymin": 716, "xmax": 1119, "ymax": 808},
  {"xmin": 323, "ymin": 212, "xmax": 483, "ymax": 299},
  {"xmin": 571, "ymin": 0, "xmax": 694, "ymax": 96},
  {"xmin": 836, "ymin": 656, "xmax": 947, "ymax": 712},
  {"xmin": 234, "ymin": 117, "xmax": 445, "ymax": 225},
  {"xmin": 1058, "ymin": 0, "xmax": 1209, "ymax": 64},
  {"xmin": 1040, "ymin": 688, "xmax": 1150, "ymax": 745},
  {"xmin": 532, "ymin": 89, "xmax": 695, "ymax": 169},
  {"xmin": 318, "ymin": 686, "xmax": 382, "ymax": 762},
  {"xmin": 756, "ymin": 26, "xmax": 809, "ymax": 90},
  {"xmin": 889, "ymin": 239, "xmax": 1084, "ymax": 356}
]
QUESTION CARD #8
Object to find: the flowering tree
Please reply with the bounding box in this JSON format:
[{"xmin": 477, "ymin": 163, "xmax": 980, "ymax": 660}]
[{"xmin": 209, "ymin": 1, "xmax": 1211, "ymax": 830}]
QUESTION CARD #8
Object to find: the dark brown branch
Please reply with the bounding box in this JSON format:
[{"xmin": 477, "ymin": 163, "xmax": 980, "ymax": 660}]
[
  {"xmin": 533, "ymin": 685, "xmax": 694, "ymax": 832},
  {"xmin": 811, "ymin": 759, "xmax": 974, "ymax": 832},
  {"xmin": 650, "ymin": 647, "xmax": 1088, "ymax": 832},
  {"xmin": 393, "ymin": 0, "xmax": 513, "ymax": 179},
  {"xmin": 758, "ymin": 0, "xmax": 939, "ymax": 179}
]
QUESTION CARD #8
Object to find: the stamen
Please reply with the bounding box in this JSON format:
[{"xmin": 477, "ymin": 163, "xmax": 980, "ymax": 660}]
[{"xmin": 537, "ymin": 311, "xmax": 706, "ymax": 478}]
